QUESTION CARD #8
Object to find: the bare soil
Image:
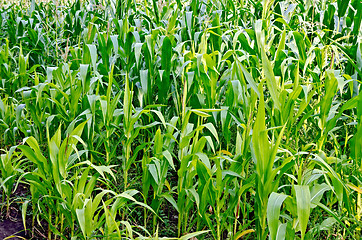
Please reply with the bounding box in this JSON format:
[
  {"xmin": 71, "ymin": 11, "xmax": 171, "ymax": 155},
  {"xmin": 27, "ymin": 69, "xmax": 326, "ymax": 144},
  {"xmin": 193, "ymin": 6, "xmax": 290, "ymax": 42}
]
[
  {"xmin": 0, "ymin": 184, "xmax": 29, "ymax": 239},
  {"xmin": 0, "ymin": 218, "xmax": 26, "ymax": 240}
]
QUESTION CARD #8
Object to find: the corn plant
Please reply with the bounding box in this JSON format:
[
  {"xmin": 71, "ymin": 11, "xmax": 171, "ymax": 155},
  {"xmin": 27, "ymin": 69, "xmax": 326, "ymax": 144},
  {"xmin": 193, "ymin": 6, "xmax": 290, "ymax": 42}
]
[
  {"xmin": 0, "ymin": 147, "xmax": 24, "ymax": 218},
  {"xmin": 0, "ymin": 0, "xmax": 361, "ymax": 239}
]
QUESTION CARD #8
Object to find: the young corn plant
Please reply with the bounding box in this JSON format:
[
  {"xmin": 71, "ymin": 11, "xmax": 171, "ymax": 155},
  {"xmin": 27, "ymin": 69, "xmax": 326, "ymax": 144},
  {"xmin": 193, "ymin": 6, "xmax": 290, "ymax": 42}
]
[
  {"xmin": 0, "ymin": 0, "xmax": 361, "ymax": 239},
  {"xmin": 0, "ymin": 147, "xmax": 24, "ymax": 218},
  {"xmin": 19, "ymin": 121, "xmax": 89, "ymax": 239}
]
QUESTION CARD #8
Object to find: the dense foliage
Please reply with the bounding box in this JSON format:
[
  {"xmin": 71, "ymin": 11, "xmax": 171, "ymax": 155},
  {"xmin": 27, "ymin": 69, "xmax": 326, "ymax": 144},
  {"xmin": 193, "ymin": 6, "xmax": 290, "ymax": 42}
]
[{"xmin": 0, "ymin": 0, "xmax": 361, "ymax": 239}]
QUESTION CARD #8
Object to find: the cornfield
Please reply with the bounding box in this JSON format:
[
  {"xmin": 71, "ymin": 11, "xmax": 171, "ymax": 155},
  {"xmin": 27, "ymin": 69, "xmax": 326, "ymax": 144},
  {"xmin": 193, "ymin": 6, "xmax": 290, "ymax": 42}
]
[{"xmin": 0, "ymin": 0, "xmax": 361, "ymax": 239}]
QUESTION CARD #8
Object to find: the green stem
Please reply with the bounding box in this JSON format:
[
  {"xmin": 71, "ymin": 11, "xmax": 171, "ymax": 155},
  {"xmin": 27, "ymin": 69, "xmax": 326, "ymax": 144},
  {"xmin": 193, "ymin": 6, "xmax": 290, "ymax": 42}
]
[{"xmin": 48, "ymin": 208, "xmax": 52, "ymax": 240}]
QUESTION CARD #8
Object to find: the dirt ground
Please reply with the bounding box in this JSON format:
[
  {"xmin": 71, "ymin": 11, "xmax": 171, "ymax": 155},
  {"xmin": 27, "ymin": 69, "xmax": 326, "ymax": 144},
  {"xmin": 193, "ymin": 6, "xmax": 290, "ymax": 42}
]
[
  {"xmin": 0, "ymin": 218, "xmax": 26, "ymax": 240},
  {"xmin": 0, "ymin": 184, "xmax": 29, "ymax": 240}
]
